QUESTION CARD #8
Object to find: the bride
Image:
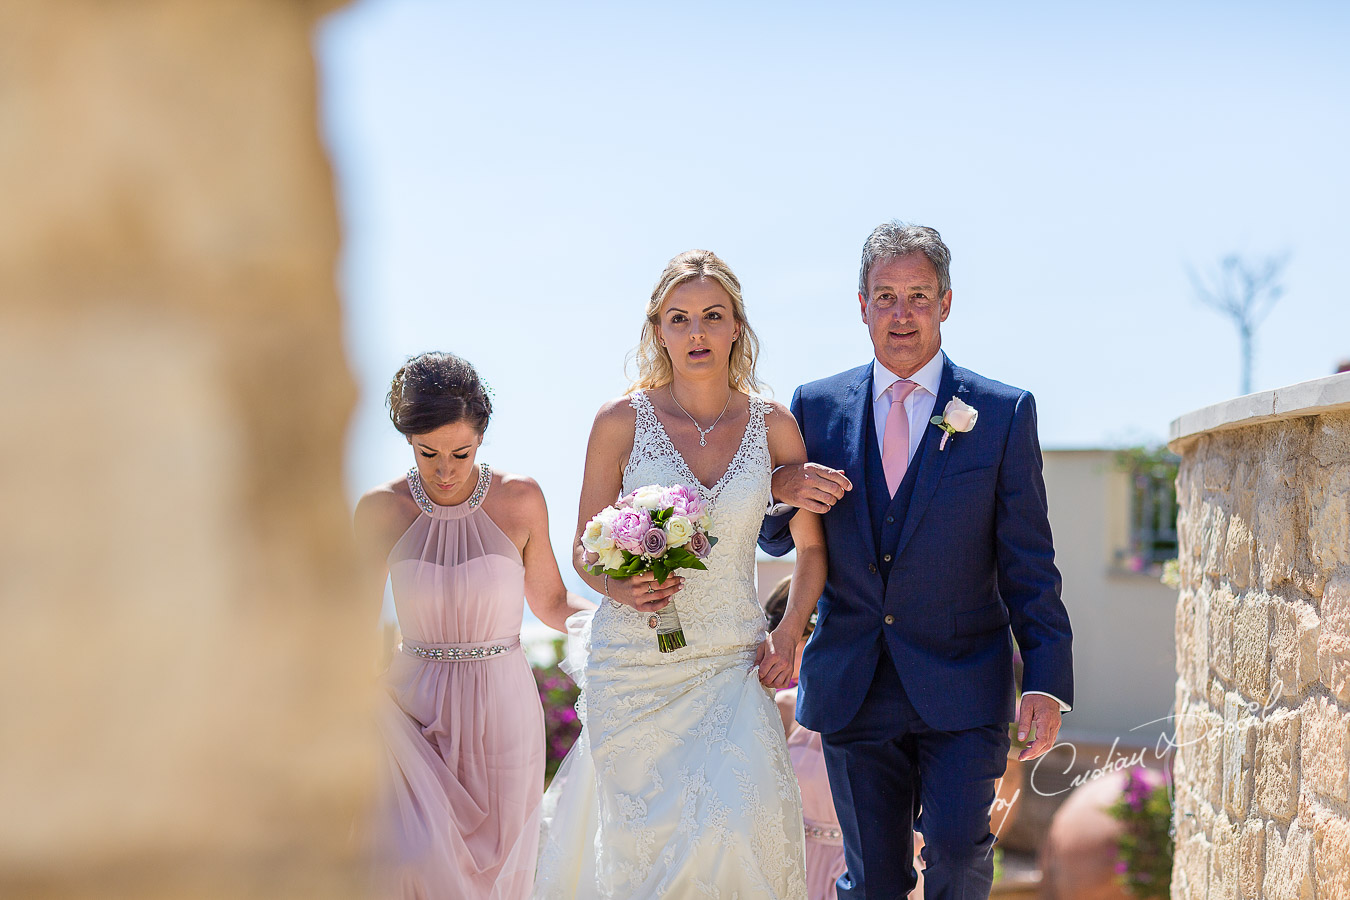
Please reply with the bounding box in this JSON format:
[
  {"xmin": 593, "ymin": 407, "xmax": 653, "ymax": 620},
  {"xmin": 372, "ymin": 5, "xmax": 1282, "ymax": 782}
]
[{"xmin": 534, "ymin": 250, "xmax": 826, "ymax": 899}]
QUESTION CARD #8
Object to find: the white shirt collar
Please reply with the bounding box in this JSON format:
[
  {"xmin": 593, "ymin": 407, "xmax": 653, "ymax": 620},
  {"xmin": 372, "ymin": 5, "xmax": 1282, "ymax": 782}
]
[{"xmin": 871, "ymin": 350, "xmax": 944, "ymax": 402}]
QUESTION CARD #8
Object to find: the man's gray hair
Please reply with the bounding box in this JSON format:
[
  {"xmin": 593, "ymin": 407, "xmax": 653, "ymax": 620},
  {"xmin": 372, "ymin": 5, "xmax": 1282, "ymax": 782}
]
[{"xmin": 858, "ymin": 222, "xmax": 952, "ymax": 298}]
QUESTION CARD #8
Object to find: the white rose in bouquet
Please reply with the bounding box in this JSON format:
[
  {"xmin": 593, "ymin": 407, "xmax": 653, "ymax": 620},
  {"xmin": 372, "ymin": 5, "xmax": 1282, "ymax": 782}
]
[
  {"xmin": 595, "ymin": 545, "xmax": 626, "ymax": 571},
  {"xmin": 664, "ymin": 515, "xmax": 694, "ymax": 548},
  {"xmin": 581, "ymin": 515, "xmax": 615, "ymax": 552},
  {"xmin": 630, "ymin": 485, "xmax": 668, "ymax": 511}
]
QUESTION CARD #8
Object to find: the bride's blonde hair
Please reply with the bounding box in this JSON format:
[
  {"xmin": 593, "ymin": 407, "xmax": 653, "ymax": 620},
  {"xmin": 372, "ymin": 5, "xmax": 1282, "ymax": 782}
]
[{"xmin": 628, "ymin": 249, "xmax": 763, "ymax": 394}]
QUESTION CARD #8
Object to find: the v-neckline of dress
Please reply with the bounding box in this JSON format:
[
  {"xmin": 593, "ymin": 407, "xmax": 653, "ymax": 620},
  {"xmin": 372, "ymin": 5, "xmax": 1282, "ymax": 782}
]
[{"xmin": 639, "ymin": 389, "xmax": 755, "ymax": 499}]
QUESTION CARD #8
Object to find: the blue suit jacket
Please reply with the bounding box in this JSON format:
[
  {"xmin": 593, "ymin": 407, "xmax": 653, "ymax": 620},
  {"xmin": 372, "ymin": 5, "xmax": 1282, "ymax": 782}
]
[{"xmin": 760, "ymin": 355, "xmax": 1074, "ymax": 734}]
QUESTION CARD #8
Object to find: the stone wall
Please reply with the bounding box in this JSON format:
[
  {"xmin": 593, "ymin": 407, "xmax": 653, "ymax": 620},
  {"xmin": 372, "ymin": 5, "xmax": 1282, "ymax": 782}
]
[
  {"xmin": 0, "ymin": 2, "xmax": 377, "ymax": 897},
  {"xmin": 1169, "ymin": 375, "xmax": 1350, "ymax": 900}
]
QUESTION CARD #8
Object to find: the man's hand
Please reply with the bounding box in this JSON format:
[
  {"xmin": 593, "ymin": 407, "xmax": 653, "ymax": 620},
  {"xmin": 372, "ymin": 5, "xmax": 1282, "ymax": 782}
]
[
  {"xmin": 771, "ymin": 463, "xmax": 852, "ymax": 514},
  {"xmin": 1015, "ymin": 694, "xmax": 1062, "ymax": 761}
]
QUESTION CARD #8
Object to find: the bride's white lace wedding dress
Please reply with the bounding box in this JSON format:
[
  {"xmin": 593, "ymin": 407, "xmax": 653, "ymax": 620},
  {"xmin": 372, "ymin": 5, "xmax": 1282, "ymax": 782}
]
[{"xmin": 534, "ymin": 391, "xmax": 808, "ymax": 899}]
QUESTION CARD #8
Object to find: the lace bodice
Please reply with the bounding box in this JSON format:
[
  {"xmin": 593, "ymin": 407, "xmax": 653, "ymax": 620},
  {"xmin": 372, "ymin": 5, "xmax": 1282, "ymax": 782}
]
[
  {"xmin": 625, "ymin": 390, "xmax": 771, "ymax": 503},
  {"xmin": 592, "ymin": 390, "xmax": 773, "ymax": 659}
]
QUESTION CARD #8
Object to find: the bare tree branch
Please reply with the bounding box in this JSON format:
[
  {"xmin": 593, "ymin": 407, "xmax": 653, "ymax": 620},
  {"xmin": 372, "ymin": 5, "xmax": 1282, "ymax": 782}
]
[{"xmin": 1189, "ymin": 252, "xmax": 1290, "ymax": 395}]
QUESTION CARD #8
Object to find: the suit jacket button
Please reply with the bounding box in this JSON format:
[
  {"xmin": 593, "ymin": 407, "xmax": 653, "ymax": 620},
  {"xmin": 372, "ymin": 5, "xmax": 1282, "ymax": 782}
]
[
  {"xmin": 883, "ymin": 553, "xmax": 892, "ymax": 562},
  {"xmin": 884, "ymin": 614, "xmax": 895, "ymax": 625},
  {"xmin": 886, "ymin": 515, "xmax": 895, "ymax": 524},
  {"xmin": 868, "ymin": 563, "xmax": 877, "ymax": 574}
]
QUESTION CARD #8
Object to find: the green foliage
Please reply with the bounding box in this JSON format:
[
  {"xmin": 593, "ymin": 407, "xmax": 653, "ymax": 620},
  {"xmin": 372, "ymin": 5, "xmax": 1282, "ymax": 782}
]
[
  {"xmin": 1109, "ymin": 768, "xmax": 1174, "ymax": 899},
  {"xmin": 651, "ymin": 546, "xmax": 709, "ymax": 583},
  {"xmin": 586, "ymin": 551, "xmax": 648, "ymax": 579},
  {"xmin": 586, "ymin": 536, "xmax": 718, "ymax": 583},
  {"xmin": 1113, "ymin": 445, "xmax": 1179, "ymax": 482}
]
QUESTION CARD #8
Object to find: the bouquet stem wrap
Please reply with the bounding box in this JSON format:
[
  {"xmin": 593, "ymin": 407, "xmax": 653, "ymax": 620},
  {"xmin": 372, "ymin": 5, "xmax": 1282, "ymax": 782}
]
[{"xmin": 655, "ymin": 602, "xmax": 687, "ymax": 653}]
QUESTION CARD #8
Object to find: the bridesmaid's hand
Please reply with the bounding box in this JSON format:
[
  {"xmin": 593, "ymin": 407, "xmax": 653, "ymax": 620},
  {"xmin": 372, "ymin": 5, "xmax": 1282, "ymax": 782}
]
[
  {"xmin": 755, "ymin": 627, "xmax": 798, "ymax": 690},
  {"xmin": 607, "ymin": 570, "xmax": 683, "ymax": 612}
]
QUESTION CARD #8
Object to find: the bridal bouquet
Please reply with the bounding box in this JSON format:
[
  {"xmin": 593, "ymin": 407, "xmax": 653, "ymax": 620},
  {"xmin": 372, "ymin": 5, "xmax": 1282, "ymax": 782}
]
[{"xmin": 582, "ymin": 484, "xmax": 716, "ymax": 652}]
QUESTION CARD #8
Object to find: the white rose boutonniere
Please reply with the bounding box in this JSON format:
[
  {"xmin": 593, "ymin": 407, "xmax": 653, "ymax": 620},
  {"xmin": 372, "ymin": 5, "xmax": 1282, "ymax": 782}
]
[{"xmin": 930, "ymin": 396, "xmax": 978, "ymax": 450}]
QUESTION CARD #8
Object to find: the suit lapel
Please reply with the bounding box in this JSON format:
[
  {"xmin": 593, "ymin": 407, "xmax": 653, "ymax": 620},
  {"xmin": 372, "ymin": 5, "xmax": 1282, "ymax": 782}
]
[
  {"xmin": 894, "ymin": 354, "xmax": 968, "ymax": 559},
  {"xmin": 842, "ymin": 364, "xmax": 877, "ymax": 566}
]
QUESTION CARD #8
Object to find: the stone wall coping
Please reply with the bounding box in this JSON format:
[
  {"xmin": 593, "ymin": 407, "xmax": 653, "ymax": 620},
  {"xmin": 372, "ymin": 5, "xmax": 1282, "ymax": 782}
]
[{"xmin": 1168, "ymin": 372, "xmax": 1350, "ymax": 450}]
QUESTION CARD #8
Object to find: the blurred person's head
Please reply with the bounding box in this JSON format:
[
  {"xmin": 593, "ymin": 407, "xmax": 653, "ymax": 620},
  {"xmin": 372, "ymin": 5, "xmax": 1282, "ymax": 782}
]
[
  {"xmin": 387, "ymin": 352, "xmax": 491, "ymax": 504},
  {"xmin": 764, "ymin": 576, "xmax": 813, "ymax": 684},
  {"xmin": 858, "ymin": 222, "xmax": 953, "ymax": 378},
  {"xmin": 1337, "ymin": 359, "xmax": 1350, "ymax": 374},
  {"xmin": 631, "ymin": 249, "xmax": 761, "ymax": 394}
]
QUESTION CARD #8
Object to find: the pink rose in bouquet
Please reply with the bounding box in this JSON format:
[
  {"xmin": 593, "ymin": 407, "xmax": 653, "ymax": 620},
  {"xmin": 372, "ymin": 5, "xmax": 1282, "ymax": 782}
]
[
  {"xmin": 666, "ymin": 484, "xmax": 706, "ymax": 520},
  {"xmin": 610, "ymin": 509, "xmax": 652, "ymax": 554}
]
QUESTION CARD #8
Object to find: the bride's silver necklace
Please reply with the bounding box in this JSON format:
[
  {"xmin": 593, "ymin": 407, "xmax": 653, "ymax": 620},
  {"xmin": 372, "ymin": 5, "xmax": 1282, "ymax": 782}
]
[{"xmin": 668, "ymin": 385, "xmax": 732, "ymax": 447}]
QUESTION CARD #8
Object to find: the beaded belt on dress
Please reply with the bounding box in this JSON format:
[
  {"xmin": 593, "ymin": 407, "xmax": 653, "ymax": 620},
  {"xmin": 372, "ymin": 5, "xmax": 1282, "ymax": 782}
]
[
  {"xmin": 401, "ymin": 637, "xmax": 520, "ymax": 662},
  {"xmin": 804, "ymin": 818, "xmax": 844, "ymax": 845}
]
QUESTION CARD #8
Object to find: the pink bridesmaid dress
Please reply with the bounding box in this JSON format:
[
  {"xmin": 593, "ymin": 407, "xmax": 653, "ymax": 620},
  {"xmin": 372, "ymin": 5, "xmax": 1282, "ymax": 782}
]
[
  {"xmin": 375, "ymin": 464, "xmax": 544, "ymax": 899},
  {"xmin": 787, "ymin": 719, "xmax": 848, "ymax": 900}
]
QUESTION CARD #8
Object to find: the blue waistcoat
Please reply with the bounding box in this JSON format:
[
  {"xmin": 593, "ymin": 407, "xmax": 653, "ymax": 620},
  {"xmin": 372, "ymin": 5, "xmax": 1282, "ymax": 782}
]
[{"xmin": 864, "ymin": 397, "xmax": 933, "ymax": 583}]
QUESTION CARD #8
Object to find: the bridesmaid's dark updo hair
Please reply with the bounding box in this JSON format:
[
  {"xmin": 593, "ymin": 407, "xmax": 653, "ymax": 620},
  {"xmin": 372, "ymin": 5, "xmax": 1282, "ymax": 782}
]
[{"xmin": 386, "ymin": 352, "xmax": 492, "ymax": 436}]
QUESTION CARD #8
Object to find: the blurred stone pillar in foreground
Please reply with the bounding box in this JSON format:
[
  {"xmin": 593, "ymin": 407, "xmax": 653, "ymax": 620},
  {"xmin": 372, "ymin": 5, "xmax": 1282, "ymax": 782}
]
[
  {"xmin": 1168, "ymin": 374, "xmax": 1350, "ymax": 900},
  {"xmin": 0, "ymin": 2, "xmax": 376, "ymax": 897}
]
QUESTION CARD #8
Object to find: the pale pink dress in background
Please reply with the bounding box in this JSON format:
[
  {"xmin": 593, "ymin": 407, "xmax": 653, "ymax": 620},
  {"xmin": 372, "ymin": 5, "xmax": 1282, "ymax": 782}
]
[
  {"xmin": 787, "ymin": 719, "xmax": 848, "ymax": 900},
  {"xmin": 375, "ymin": 466, "xmax": 544, "ymax": 899}
]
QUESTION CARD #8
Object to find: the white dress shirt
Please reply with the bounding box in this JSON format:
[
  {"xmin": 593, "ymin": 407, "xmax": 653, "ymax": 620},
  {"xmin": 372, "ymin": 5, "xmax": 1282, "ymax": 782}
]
[{"xmin": 871, "ymin": 351, "xmax": 944, "ymax": 464}]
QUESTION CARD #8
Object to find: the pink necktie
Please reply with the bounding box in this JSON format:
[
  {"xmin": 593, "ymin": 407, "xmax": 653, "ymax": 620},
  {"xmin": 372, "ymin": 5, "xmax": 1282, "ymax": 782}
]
[{"xmin": 882, "ymin": 379, "xmax": 918, "ymax": 495}]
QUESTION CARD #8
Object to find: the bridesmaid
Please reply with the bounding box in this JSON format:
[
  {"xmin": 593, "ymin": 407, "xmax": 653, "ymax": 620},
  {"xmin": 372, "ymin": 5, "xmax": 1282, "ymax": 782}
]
[
  {"xmin": 354, "ymin": 352, "xmax": 593, "ymax": 900},
  {"xmin": 766, "ymin": 576, "xmax": 848, "ymax": 900}
]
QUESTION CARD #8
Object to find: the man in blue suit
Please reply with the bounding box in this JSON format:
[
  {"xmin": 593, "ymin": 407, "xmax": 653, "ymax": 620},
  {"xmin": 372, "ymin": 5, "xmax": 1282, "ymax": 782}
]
[{"xmin": 760, "ymin": 222, "xmax": 1073, "ymax": 899}]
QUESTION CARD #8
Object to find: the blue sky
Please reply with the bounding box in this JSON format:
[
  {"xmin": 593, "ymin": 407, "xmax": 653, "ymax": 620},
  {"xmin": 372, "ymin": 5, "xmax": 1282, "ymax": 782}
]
[{"xmin": 316, "ymin": 0, "xmax": 1350, "ymax": 593}]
